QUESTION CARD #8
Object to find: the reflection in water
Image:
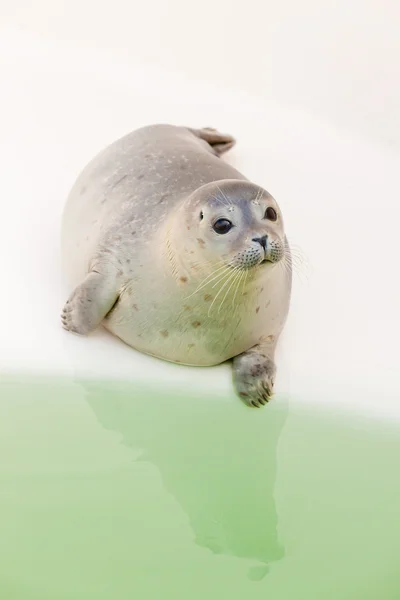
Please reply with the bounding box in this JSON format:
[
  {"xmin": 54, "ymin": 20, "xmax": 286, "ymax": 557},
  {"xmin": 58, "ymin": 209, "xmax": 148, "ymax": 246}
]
[
  {"xmin": 83, "ymin": 380, "xmax": 288, "ymax": 571},
  {"xmin": 3, "ymin": 377, "xmax": 400, "ymax": 599}
]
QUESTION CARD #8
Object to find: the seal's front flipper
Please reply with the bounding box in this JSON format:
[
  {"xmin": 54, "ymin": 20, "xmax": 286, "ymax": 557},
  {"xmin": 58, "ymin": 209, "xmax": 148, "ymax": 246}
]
[
  {"xmin": 189, "ymin": 126, "xmax": 236, "ymax": 156},
  {"xmin": 232, "ymin": 341, "xmax": 277, "ymax": 408},
  {"xmin": 61, "ymin": 270, "xmax": 118, "ymax": 335}
]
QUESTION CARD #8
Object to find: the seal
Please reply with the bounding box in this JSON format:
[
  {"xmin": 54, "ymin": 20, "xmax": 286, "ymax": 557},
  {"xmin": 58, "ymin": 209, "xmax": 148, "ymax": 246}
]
[{"xmin": 61, "ymin": 124, "xmax": 292, "ymax": 407}]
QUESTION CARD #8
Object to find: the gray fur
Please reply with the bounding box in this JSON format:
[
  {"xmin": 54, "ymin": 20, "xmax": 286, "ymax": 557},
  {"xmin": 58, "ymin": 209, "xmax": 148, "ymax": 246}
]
[{"xmin": 61, "ymin": 124, "xmax": 291, "ymax": 407}]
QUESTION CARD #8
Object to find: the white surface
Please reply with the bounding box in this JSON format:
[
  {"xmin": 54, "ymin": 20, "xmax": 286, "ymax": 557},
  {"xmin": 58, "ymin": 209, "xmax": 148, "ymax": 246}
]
[
  {"xmin": 0, "ymin": 20, "xmax": 399, "ymax": 419},
  {"xmin": 2, "ymin": 0, "xmax": 400, "ymax": 151}
]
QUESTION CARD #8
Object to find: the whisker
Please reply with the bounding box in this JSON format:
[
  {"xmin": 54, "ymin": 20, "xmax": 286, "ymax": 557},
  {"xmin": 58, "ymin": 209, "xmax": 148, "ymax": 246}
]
[
  {"xmin": 208, "ymin": 268, "xmax": 239, "ymax": 317},
  {"xmin": 216, "ymin": 184, "xmax": 232, "ymax": 206},
  {"xmin": 231, "ymin": 269, "xmax": 245, "ymax": 310},
  {"xmin": 290, "ymin": 252, "xmax": 311, "ymax": 275},
  {"xmin": 242, "ymin": 269, "xmax": 249, "ymax": 296},
  {"xmin": 282, "ymin": 252, "xmax": 310, "ymax": 283},
  {"xmin": 185, "ymin": 263, "xmax": 233, "ymax": 298},
  {"xmin": 287, "ymin": 242, "xmax": 310, "ymax": 263},
  {"xmin": 289, "ymin": 252, "xmax": 308, "ymax": 264},
  {"xmin": 210, "ymin": 193, "xmax": 230, "ymax": 208},
  {"xmin": 279, "ymin": 258, "xmax": 292, "ymax": 280},
  {"xmin": 188, "ymin": 258, "xmax": 225, "ymax": 272},
  {"xmin": 211, "ymin": 266, "xmax": 235, "ymax": 289},
  {"xmin": 284, "ymin": 240, "xmax": 311, "ymax": 279},
  {"xmin": 218, "ymin": 267, "xmax": 242, "ymax": 314},
  {"xmin": 255, "ymin": 187, "xmax": 263, "ymax": 203}
]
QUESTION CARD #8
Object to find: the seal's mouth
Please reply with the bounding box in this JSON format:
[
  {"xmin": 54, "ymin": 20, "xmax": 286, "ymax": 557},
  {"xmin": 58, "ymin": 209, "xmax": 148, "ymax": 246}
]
[
  {"xmin": 260, "ymin": 257, "xmax": 274, "ymax": 267},
  {"xmin": 230, "ymin": 240, "xmax": 284, "ymax": 270},
  {"xmin": 260, "ymin": 249, "xmax": 273, "ymax": 265}
]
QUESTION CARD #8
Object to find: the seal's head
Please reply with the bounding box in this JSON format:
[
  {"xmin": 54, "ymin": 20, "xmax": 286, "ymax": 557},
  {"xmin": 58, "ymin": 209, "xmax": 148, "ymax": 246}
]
[{"xmin": 177, "ymin": 180, "xmax": 287, "ymax": 273}]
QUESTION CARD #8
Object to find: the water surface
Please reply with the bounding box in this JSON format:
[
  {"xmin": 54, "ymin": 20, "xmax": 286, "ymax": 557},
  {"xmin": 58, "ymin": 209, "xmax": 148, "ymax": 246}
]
[{"xmin": 1, "ymin": 377, "xmax": 399, "ymax": 599}]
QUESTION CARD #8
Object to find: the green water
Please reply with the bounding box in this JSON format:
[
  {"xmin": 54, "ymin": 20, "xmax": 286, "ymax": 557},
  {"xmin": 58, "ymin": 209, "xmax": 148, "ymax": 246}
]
[{"xmin": 1, "ymin": 377, "xmax": 399, "ymax": 599}]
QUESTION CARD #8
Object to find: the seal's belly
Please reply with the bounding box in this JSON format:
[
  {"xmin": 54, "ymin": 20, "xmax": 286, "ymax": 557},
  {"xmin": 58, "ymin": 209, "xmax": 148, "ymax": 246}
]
[{"xmin": 103, "ymin": 285, "xmax": 286, "ymax": 366}]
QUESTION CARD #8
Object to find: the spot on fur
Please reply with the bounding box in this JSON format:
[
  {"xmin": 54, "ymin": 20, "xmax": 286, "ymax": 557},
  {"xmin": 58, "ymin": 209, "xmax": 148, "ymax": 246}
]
[
  {"xmin": 192, "ymin": 321, "xmax": 201, "ymax": 328},
  {"xmin": 259, "ymin": 334, "xmax": 275, "ymax": 344},
  {"xmin": 160, "ymin": 330, "xmax": 169, "ymax": 337},
  {"xmin": 180, "ymin": 276, "xmax": 188, "ymax": 283}
]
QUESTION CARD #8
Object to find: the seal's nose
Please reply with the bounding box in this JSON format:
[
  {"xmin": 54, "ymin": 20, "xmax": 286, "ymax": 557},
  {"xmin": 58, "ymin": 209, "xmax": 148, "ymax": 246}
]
[{"xmin": 252, "ymin": 235, "xmax": 268, "ymax": 250}]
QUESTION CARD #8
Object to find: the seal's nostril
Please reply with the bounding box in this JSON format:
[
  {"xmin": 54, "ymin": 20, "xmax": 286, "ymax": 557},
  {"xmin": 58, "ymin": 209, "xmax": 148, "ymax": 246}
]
[{"xmin": 252, "ymin": 235, "xmax": 268, "ymax": 250}]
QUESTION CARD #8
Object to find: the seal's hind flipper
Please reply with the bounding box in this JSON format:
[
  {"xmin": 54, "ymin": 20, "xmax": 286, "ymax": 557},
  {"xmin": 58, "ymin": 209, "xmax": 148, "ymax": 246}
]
[
  {"xmin": 189, "ymin": 127, "xmax": 236, "ymax": 157},
  {"xmin": 61, "ymin": 270, "xmax": 118, "ymax": 335}
]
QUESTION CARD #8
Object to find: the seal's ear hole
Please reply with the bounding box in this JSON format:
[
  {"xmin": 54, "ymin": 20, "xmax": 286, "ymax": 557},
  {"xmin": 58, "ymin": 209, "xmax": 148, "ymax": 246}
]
[{"xmin": 200, "ymin": 211, "xmax": 204, "ymax": 221}]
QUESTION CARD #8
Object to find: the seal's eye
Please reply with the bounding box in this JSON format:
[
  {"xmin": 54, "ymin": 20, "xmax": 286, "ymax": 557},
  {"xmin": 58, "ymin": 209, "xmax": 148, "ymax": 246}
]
[
  {"xmin": 213, "ymin": 218, "xmax": 233, "ymax": 234},
  {"xmin": 200, "ymin": 211, "xmax": 204, "ymax": 221},
  {"xmin": 265, "ymin": 207, "xmax": 277, "ymax": 221}
]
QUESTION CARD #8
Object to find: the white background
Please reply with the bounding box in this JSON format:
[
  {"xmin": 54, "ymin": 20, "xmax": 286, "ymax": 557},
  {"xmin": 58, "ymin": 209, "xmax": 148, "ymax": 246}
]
[{"xmin": 0, "ymin": 2, "xmax": 399, "ymax": 418}]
